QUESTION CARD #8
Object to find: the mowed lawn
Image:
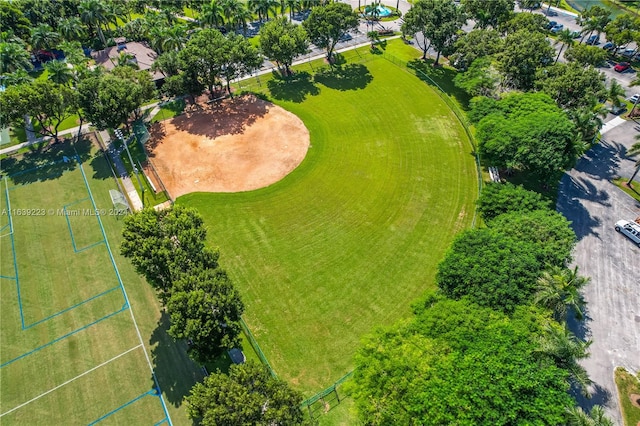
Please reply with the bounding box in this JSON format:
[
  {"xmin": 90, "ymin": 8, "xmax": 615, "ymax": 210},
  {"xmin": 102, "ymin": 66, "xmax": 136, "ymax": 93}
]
[
  {"xmin": 0, "ymin": 141, "xmax": 202, "ymax": 424},
  {"xmin": 179, "ymin": 51, "xmax": 478, "ymax": 394}
]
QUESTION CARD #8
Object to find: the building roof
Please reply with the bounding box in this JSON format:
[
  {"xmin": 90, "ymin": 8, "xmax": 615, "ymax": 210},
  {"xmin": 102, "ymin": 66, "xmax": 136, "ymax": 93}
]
[{"xmin": 91, "ymin": 42, "xmax": 164, "ymax": 81}]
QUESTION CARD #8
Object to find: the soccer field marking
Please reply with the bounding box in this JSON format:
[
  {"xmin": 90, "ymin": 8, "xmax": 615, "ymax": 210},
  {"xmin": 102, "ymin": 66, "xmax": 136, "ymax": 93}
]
[
  {"xmin": 76, "ymin": 156, "xmax": 173, "ymax": 426},
  {"xmin": 0, "ymin": 344, "xmax": 143, "ymax": 418},
  {"xmin": 0, "ymin": 306, "xmax": 128, "ymax": 368},
  {"xmin": 88, "ymin": 390, "xmax": 164, "ymax": 425}
]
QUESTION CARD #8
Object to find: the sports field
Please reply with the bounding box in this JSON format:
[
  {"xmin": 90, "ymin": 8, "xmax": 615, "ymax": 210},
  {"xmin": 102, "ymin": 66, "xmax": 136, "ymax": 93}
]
[
  {"xmin": 0, "ymin": 141, "xmax": 200, "ymax": 424},
  {"xmin": 179, "ymin": 44, "xmax": 479, "ymax": 394}
]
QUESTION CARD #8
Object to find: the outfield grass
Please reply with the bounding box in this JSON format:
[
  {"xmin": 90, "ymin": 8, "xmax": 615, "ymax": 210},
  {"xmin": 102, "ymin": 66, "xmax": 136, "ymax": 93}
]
[
  {"xmin": 615, "ymin": 367, "xmax": 640, "ymax": 426},
  {"xmin": 0, "ymin": 139, "xmax": 202, "ymax": 424},
  {"xmin": 179, "ymin": 45, "xmax": 478, "ymax": 395}
]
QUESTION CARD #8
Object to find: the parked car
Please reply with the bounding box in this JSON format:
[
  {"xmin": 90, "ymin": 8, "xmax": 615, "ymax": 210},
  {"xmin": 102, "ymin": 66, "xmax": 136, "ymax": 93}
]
[
  {"xmin": 602, "ymin": 41, "xmax": 615, "ymax": 50},
  {"xmin": 627, "ymin": 94, "xmax": 640, "ymax": 104},
  {"xmin": 551, "ymin": 24, "xmax": 564, "ymax": 34},
  {"xmin": 544, "ymin": 8, "xmax": 558, "ymax": 16},
  {"xmin": 545, "ymin": 20, "xmax": 558, "ymax": 29},
  {"xmin": 614, "ymin": 62, "xmax": 631, "ymax": 72},
  {"xmin": 570, "ymin": 30, "xmax": 581, "ymax": 38},
  {"xmin": 586, "ymin": 35, "xmax": 599, "ymax": 45},
  {"xmin": 621, "ymin": 48, "xmax": 636, "ymax": 58},
  {"xmin": 615, "ymin": 219, "xmax": 640, "ymax": 248}
]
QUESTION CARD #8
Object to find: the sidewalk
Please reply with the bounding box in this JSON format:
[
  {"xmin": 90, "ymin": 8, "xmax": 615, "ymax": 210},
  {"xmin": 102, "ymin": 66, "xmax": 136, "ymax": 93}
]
[{"xmin": 98, "ymin": 130, "xmax": 144, "ymax": 212}]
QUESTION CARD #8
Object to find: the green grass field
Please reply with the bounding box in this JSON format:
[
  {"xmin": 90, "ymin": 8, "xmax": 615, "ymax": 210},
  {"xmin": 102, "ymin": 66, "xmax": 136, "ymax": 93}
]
[
  {"xmin": 179, "ymin": 44, "xmax": 478, "ymax": 396},
  {"xmin": 0, "ymin": 140, "xmax": 202, "ymax": 425}
]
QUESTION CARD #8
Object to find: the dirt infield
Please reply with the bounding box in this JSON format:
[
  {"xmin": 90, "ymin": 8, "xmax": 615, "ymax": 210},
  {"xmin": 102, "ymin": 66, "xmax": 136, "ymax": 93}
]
[{"xmin": 147, "ymin": 95, "xmax": 310, "ymax": 197}]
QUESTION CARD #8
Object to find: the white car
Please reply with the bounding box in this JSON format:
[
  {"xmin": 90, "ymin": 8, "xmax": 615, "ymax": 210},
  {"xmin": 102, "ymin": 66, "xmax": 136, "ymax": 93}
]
[
  {"xmin": 627, "ymin": 94, "xmax": 639, "ymax": 104},
  {"xmin": 615, "ymin": 220, "xmax": 640, "ymax": 247}
]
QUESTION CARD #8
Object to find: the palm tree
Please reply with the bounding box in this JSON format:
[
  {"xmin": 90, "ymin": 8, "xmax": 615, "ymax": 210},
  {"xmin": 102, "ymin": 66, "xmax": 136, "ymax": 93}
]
[
  {"xmin": 233, "ymin": 7, "xmax": 253, "ymax": 35},
  {"xmin": 606, "ymin": 80, "xmax": 626, "ymax": 110},
  {"xmin": 162, "ymin": 24, "xmax": 188, "ymax": 52},
  {"xmin": 123, "ymin": 18, "xmax": 148, "ymax": 42},
  {"xmin": 45, "ymin": 60, "xmax": 74, "ymax": 85},
  {"xmin": 2, "ymin": 69, "xmax": 33, "ymax": 87},
  {"xmin": 538, "ymin": 324, "xmax": 593, "ymax": 396},
  {"xmin": 115, "ymin": 51, "xmax": 137, "ymax": 68},
  {"xmin": 30, "ymin": 24, "xmax": 62, "ymax": 52},
  {"xmin": 626, "ymin": 141, "xmax": 640, "ymax": 185},
  {"xmin": 201, "ymin": 0, "xmax": 224, "ymax": 28},
  {"xmin": 80, "ymin": 0, "xmax": 109, "ymax": 47},
  {"xmin": 220, "ymin": 0, "xmax": 243, "ymax": 30},
  {"xmin": 148, "ymin": 25, "xmax": 167, "ymax": 54},
  {"xmin": 0, "ymin": 42, "xmax": 33, "ymax": 74},
  {"xmin": 151, "ymin": 51, "xmax": 181, "ymax": 77},
  {"xmin": 287, "ymin": 0, "xmax": 301, "ymax": 19},
  {"xmin": 568, "ymin": 106, "xmax": 607, "ymax": 144},
  {"xmin": 555, "ymin": 29, "xmax": 575, "ymax": 64},
  {"xmin": 535, "ymin": 266, "xmax": 590, "ymax": 322},
  {"xmin": 565, "ymin": 406, "xmax": 614, "ymax": 426},
  {"xmin": 58, "ymin": 17, "xmax": 87, "ymax": 42}
]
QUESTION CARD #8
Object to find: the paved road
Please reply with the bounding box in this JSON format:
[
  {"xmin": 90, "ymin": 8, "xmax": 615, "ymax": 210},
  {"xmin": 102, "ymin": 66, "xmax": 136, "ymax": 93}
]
[{"xmin": 557, "ymin": 119, "xmax": 640, "ymax": 424}]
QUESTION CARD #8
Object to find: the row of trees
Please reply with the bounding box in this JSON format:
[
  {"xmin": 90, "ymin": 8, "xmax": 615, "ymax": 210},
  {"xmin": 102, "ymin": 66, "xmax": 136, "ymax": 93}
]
[
  {"xmin": 350, "ymin": 182, "xmax": 608, "ymax": 424},
  {"xmin": 120, "ymin": 206, "xmax": 307, "ymax": 425}
]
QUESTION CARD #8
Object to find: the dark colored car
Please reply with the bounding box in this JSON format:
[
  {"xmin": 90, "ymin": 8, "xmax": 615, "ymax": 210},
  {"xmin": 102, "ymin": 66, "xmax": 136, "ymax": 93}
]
[
  {"xmin": 602, "ymin": 42, "xmax": 615, "ymax": 51},
  {"xmin": 614, "ymin": 62, "xmax": 631, "ymax": 72},
  {"xmin": 545, "ymin": 20, "xmax": 558, "ymax": 29},
  {"xmin": 586, "ymin": 35, "xmax": 599, "ymax": 45}
]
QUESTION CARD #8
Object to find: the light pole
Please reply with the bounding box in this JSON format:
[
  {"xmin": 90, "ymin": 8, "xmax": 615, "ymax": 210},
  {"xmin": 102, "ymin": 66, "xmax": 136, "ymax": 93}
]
[{"xmin": 116, "ymin": 128, "xmax": 145, "ymax": 207}]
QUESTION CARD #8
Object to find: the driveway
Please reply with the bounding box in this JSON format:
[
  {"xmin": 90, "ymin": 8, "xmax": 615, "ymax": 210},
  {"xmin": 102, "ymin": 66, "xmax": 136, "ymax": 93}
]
[{"xmin": 557, "ymin": 118, "xmax": 640, "ymax": 423}]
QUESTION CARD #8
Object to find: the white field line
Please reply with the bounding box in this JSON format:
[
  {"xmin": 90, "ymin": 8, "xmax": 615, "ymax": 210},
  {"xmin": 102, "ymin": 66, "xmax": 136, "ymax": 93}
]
[{"xmin": 0, "ymin": 344, "xmax": 142, "ymax": 418}]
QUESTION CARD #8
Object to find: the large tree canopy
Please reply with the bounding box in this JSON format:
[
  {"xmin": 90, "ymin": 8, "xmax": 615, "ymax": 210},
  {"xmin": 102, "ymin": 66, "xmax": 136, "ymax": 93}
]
[
  {"xmin": 121, "ymin": 206, "xmax": 220, "ymax": 300},
  {"xmin": 476, "ymin": 182, "xmax": 552, "ymax": 222},
  {"xmin": 496, "ymin": 29, "xmax": 554, "ymax": 90},
  {"xmin": 351, "ymin": 297, "xmax": 573, "ymax": 425},
  {"xmin": 167, "ymin": 268, "xmax": 244, "ymax": 364},
  {"xmin": 450, "ymin": 28, "xmax": 502, "ymax": 70},
  {"xmin": 187, "ymin": 362, "xmax": 306, "ymax": 426},
  {"xmin": 302, "ymin": 2, "xmax": 358, "ymax": 62},
  {"xmin": 535, "ymin": 63, "xmax": 606, "ymax": 110},
  {"xmin": 473, "ymin": 92, "xmax": 578, "ymax": 181},
  {"xmin": 259, "ymin": 17, "xmax": 309, "ymax": 76},
  {"xmin": 462, "ymin": 0, "xmax": 514, "ymax": 29},
  {"xmin": 401, "ymin": 0, "xmax": 466, "ymax": 64}
]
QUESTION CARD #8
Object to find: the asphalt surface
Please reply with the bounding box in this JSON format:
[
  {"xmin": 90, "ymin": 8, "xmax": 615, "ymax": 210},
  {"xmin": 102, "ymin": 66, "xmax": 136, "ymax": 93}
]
[{"xmin": 557, "ymin": 119, "xmax": 640, "ymax": 424}]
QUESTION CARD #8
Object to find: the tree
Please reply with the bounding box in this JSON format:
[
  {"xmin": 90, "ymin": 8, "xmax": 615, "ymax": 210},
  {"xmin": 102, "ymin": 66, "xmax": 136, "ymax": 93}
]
[
  {"xmin": 401, "ymin": 0, "xmax": 465, "ymax": 65},
  {"xmin": 535, "ymin": 63, "xmax": 606, "ymax": 110},
  {"xmin": 302, "ymin": 2, "xmax": 358, "ymax": 63},
  {"xmin": 58, "ymin": 17, "xmax": 87, "ymax": 42},
  {"xmin": 201, "ymin": 0, "xmax": 224, "ymax": 28},
  {"xmin": 564, "ymin": 44, "xmax": 608, "ymax": 68},
  {"xmin": 151, "ymin": 51, "xmax": 181, "ymax": 77},
  {"xmin": 537, "ymin": 324, "xmax": 593, "ymax": 395},
  {"xmin": 450, "ymin": 28, "xmax": 502, "ymax": 70},
  {"xmin": 453, "ymin": 57, "xmax": 500, "ymax": 97},
  {"xmin": 45, "ymin": 60, "xmax": 74, "ymax": 86},
  {"xmin": 179, "ymin": 28, "xmax": 226, "ymax": 96},
  {"xmin": 473, "ymin": 92, "xmax": 578, "ymax": 182},
  {"xmin": 535, "ymin": 265, "xmax": 590, "ymax": 322},
  {"xmin": 167, "ymin": 268, "xmax": 244, "ymax": 363},
  {"xmin": 29, "ymin": 24, "xmax": 61, "ymax": 52},
  {"xmin": 499, "ymin": 11, "xmax": 548, "ymax": 34},
  {"xmin": 79, "ymin": 0, "xmax": 109, "ymax": 48},
  {"xmin": 606, "ymin": 79, "xmax": 626, "ymax": 111},
  {"xmin": 568, "ymin": 106, "xmax": 607, "ymax": 144},
  {"xmin": 436, "ymin": 228, "xmax": 542, "ymax": 312},
  {"xmin": 351, "ymin": 297, "xmax": 573, "ymax": 425},
  {"xmin": 462, "ymin": 0, "xmax": 514, "ymax": 29},
  {"xmin": 161, "ymin": 24, "xmax": 188, "ymax": 52},
  {"xmin": 496, "ymin": 29, "xmax": 554, "ymax": 89},
  {"xmin": 219, "ymin": 33, "xmax": 262, "ymax": 95},
  {"xmin": 0, "ymin": 2, "xmax": 32, "ymax": 41},
  {"xmin": 566, "ymin": 406, "xmax": 614, "ymax": 426},
  {"xmin": 554, "ymin": 28, "xmax": 575, "ymax": 63},
  {"xmin": 626, "ymin": 141, "xmax": 640, "ymax": 185},
  {"xmin": 476, "ymin": 182, "xmax": 551, "ymax": 222},
  {"xmin": 603, "ymin": 12, "xmax": 636, "ymax": 48},
  {"xmin": 0, "ymin": 42, "xmax": 32, "ymax": 74},
  {"xmin": 186, "ymin": 362, "xmax": 306, "ymax": 426},
  {"xmin": 0, "ymin": 80, "xmax": 77, "ymax": 143},
  {"xmin": 120, "ymin": 206, "xmax": 220, "ymax": 301},
  {"xmin": 259, "ymin": 17, "xmax": 309, "ymax": 76}
]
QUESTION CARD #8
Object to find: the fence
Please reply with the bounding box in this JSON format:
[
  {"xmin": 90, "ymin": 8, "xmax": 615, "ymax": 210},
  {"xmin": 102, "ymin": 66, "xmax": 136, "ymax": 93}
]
[
  {"xmin": 91, "ymin": 132, "xmax": 132, "ymax": 213},
  {"xmin": 301, "ymin": 370, "xmax": 354, "ymax": 419},
  {"xmin": 380, "ymin": 51, "xmax": 483, "ymax": 228},
  {"xmin": 239, "ymin": 317, "xmax": 277, "ymax": 378},
  {"xmin": 132, "ymin": 121, "xmax": 174, "ymax": 202}
]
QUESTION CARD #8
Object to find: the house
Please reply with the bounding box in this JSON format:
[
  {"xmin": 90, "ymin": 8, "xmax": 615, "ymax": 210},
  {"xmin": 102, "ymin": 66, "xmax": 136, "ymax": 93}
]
[{"xmin": 91, "ymin": 38, "xmax": 164, "ymax": 85}]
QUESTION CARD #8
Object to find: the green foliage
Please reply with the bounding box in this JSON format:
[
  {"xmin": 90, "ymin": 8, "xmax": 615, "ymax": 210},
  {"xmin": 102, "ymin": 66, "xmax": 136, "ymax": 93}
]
[
  {"xmin": 302, "ymin": 2, "xmax": 358, "ymax": 61},
  {"xmin": 0, "ymin": 2, "xmax": 32, "ymax": 41},
  {"xmin": 453, "ymin": 57, "xmax": 500, "ymax": 97},
  {"xmin": 259, "ymin": 17, "xmax": 309, "ymax": 75},
  {"xmin": 563, "ymin": 44, "xmax": 608, "ymax": 68},
  {"xmin": 436, "ymin": 228, "xmax": 542, "ymax": 312},
  {"xmin": 496, "ymin": 29, "xmax": 554, "ymax": 90},
  {"xmin": 500, "ymin": 11, "xmax": 549, "ymax": 34},
  {"xmin": 167, "ymin": 267, "xmax": 244, "ymax": 363},
  {"xmin": 450, "ymin": 28, "xmax": 502, "ymax": 70},
  {"xmin": 0, "ymin": 41, "xmax": 32, "ymax": 74},
  {"xmin": 604, "ymin": 13, "xmax": 639, "ymax": 48},
  {"xmin": 473, "ymin": 92, "xmax": 578, "ymax": 181},
  {"xmin": 490, "ymin": 209, "xmax": 577, "ymax": 267},
  {"xmin": 400, "ymin": 0, "xmax": 465, "ymax": 65},
  {"xmin": 461, "ymin": 0, "xmax": 515, "ymax": 29},
  {"xmin": 477, "ymin": 182, "xmax": 552, "ymax": 221},
  {"xmin": 120, "ymin": 205, "xmax": 220, "ymax": 300},
  {"xmin": 536, "ymin": 63, "xmax": 606, "ymax": 110},
  {"xmin": 535, "ymin": 266, "xmax": 589, "ymax": 322},
  {"xmin": 351, "ymin": 298, "xmax": 573, "ymax": 425},
  {"xmin": 186, "ymin": 362, "xmax": 306, "ymax": 426}
]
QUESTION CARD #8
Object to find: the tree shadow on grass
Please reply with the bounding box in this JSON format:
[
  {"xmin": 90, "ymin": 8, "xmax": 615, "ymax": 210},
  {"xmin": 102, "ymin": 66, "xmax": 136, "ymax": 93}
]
[
  {"xmin": 314, "ymin": 63, "xmax": 373, "ymax": 91},
  {"xmin": 1, "ymin": 137, "xmax": 93, "ymax": 185},
  {"xmin": 266, "ymin": 71, "xmax": 320, "ymax": 103},
  {"xmin": 88, "ymin": 151, "xmax": 115, "ymax": 180},
  {"xmin": 407, "ymin": 58, "xmax": 471, "ymax": 109},
  {"xmin": 150, "ymin": 311, "xmax": 204, "ymax": 408}
]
